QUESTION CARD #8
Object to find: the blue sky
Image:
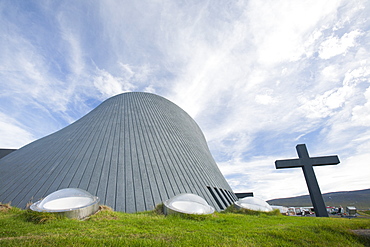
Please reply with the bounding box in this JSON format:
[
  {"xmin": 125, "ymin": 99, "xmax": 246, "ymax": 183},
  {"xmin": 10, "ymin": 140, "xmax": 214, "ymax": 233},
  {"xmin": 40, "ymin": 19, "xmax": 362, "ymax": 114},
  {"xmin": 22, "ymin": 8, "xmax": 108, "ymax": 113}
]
[{"xmin": 1, "ymin": 0, "xmax": 369, "ymax": 200}]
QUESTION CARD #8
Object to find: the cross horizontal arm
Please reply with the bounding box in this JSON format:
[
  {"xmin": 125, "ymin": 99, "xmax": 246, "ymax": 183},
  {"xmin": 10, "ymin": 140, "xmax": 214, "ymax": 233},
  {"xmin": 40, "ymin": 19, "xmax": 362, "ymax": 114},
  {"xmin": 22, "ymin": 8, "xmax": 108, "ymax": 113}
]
[
  {"xmin": 275, "ymin": 155, "xmax": 339, "ymax": 169},
  {"xmin": 275, "ymin": 159, "xmax": 301, "ymax": 169},
  {"xmin": 310, "ymin": 156, "xmax": 340, "ymax": 166}
]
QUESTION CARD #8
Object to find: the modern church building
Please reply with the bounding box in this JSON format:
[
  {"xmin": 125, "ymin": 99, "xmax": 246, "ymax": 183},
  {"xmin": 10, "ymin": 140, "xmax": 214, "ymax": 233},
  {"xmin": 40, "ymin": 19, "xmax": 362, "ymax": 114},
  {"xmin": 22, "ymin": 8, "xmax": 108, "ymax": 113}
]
[{"xmin": 0, "ymin": 92, "xmax": 237, "ymax": 212}]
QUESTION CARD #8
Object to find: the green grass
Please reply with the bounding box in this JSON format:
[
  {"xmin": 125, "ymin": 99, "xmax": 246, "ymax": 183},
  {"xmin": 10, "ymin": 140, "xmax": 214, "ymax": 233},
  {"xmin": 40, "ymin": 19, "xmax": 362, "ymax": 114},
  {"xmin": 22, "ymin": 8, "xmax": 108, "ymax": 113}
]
[{"xmin": 0, "ymin": 205, "xmax": 369, "ymax": 246}]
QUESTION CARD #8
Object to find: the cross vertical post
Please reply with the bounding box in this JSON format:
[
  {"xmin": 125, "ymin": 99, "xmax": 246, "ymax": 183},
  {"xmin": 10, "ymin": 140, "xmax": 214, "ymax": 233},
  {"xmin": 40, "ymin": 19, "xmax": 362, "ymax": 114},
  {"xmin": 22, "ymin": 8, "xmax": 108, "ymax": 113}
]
[
  {"xmin": 296, "ymin": 144, "xmax": 328, "ymax": 217},
  {"xmin": 275, "ymin": 144, "xmax": 340, "ymax": 217}
]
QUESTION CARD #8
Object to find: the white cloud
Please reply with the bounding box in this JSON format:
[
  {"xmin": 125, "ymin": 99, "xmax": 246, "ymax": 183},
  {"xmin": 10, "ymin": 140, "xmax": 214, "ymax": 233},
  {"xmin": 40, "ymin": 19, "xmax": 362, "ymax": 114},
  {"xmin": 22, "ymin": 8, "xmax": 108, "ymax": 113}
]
[
  {"xmin": 299, "ymin": 86, "xmax": 354, "ymax": 119},
  {"xmin": 255, "ymin": 94, "xmax": 275, "ymax": 105},
  {"xmin": 144, "ymin": 85, "xmax": 156, "ymax": 94},
  {"xmin": 352, "ymin": 86, "xmax": 370, "ymax": 126},
  {"xmin": 343, "ymin": 65, "xmax": 370, "ymax": 86},
  {"xmin": 0, "ymin": 113, "xmax": 34, "ymax": 148},
  {"xmin": 319, "ymin": 30, "xmax": 363, "ymax": 59},
  {"xmin": 246, "ymin": 0, "xmax": 342, "ymax": 64},
  {"xmin": 93, "ymin": 63, "xmax": 157, "ymax": 98},
  {"xmin": 320, "ymin": 65, "xmax": 341, "ymax": 83},
  {"xmin": 93, "ymin": 69, "xmax": 135, "ymax": 98}
]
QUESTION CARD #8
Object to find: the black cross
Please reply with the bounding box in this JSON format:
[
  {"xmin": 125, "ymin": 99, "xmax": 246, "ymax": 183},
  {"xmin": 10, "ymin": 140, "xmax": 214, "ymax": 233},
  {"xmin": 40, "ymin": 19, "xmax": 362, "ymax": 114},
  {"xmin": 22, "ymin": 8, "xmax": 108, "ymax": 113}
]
[{"xmin": 275, "ymin": 144, "xmax": 340, "ymax": 217}]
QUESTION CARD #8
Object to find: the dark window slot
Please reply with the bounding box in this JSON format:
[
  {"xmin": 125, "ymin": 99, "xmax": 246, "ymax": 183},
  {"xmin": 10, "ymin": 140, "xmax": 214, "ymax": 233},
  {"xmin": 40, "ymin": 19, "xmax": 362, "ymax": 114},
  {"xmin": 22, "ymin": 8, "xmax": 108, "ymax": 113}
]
[
  {"xmin": 207, "ymin": 186, "xmax": 223, "ymax": 209},
  {"xmin": 214, "ymin": 188, "xmax": 227, "ymax": 207},
  {"xmin": 220, "ymin": 189, "xmax": 232, "ymax": 205}
]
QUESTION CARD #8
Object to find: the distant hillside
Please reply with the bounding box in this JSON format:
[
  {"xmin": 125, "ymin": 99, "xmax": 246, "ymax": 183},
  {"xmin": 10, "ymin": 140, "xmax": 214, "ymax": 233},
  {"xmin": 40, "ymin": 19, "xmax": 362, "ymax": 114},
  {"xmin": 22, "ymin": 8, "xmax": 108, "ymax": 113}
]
[{"xmin": 267, "ymin": 188, "xmax": 370, "ymax": 210}]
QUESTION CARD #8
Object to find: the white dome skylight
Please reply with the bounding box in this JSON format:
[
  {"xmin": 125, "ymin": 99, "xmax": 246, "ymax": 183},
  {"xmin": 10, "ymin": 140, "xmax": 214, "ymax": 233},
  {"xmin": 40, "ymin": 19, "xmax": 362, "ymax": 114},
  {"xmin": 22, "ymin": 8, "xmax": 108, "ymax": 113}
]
[
  {"xmin": 234, "ymin": 197, "xmax": 273, "ymax": 212},
  {"xmin": 30, "ymin": 188, "xmax": 100, "ymax": 219},
  {"xmin": 163, "ymin": 193, "xmax": 215, "ymax": 215}
]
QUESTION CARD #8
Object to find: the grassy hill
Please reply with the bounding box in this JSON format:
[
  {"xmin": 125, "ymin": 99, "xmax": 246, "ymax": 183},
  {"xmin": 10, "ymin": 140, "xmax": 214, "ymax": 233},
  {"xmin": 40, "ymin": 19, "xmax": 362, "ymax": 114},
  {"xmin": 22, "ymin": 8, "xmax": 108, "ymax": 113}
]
[
  {"xmin": 267, "ymin": 188, "xmax": 370, "ymax": 209},
  {"xmin": 0, "ymin": 205, "xmax": 370, "ymax": 246}
]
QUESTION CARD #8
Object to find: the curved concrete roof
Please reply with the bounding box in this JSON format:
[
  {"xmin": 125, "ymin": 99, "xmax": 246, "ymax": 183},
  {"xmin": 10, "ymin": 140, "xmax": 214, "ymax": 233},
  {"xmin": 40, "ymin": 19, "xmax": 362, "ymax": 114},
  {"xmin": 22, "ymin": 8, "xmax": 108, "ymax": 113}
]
[{"xmin": 0, "ymin": 92, "xmax": 236, "ymax": 212}]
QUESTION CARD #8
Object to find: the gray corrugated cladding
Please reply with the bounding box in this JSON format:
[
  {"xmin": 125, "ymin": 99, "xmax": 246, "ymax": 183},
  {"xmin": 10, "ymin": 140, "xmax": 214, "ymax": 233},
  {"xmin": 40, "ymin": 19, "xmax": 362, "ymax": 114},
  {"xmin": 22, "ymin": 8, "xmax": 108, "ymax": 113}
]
[{"xmin": 0, "ymin": 92, "xmax": 237, "ymax": 212}]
